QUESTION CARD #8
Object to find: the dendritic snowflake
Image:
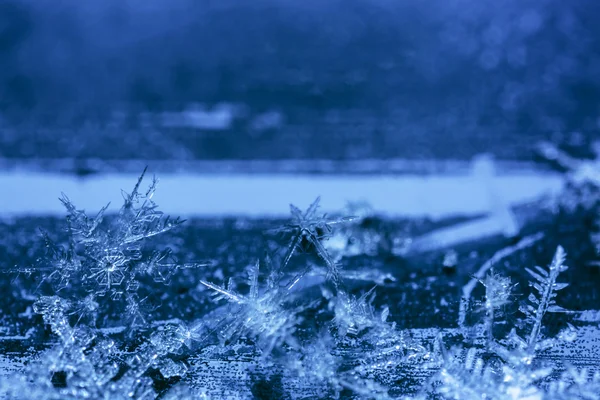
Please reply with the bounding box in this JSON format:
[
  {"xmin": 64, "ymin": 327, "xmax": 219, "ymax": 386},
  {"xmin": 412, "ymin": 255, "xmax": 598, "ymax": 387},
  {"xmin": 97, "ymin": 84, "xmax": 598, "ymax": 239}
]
[{"xmin": 32, "ymin": 168, "xmax": 211, "ymax": 330}]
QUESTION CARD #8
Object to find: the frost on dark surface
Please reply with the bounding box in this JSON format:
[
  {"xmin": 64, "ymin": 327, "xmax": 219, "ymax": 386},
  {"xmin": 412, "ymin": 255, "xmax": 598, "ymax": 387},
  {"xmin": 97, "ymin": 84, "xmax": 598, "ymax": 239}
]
[{"xmin": 1, "ymin": 168, "xmax": 600, "ymax": 399}]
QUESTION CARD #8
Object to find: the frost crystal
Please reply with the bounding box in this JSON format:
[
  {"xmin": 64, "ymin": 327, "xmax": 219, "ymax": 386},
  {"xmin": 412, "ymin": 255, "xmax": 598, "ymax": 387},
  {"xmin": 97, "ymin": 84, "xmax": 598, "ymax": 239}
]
[
  {"xmin": 477, "ymin": 270, "xmax": 515, "ymax": 346},
  {"xmin": 271, "ymin": 197, "xmax": 355, "ymax": 288},
  {"xmin": 519, "ymin": 245, "xmax": 570, "ymax": 353},
  {"xmin": 34, "ymin": 168, "xmax": 211, "ymax": 331}
]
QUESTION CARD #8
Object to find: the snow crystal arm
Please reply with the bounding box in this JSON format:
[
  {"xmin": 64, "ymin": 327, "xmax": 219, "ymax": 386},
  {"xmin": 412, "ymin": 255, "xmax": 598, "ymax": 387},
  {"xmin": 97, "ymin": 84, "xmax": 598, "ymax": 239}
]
[
  {"xmin": 285, "ymin": 263, "xmax": 314, "ymax": 291},
  {"xmin": 290, "ymin": 203, "xmax": 304, "ymax": 221},
  {"xmin": 176, "ymin": 261, "xmax": 214, "ymax": 269},
  {"xmin": 120, "ymin": 216, "xmax": 184, "ymax": 244},
  {"xmin": 117, "ymin": 169, "xmax": 183, "ymax": 244},
  {"xmin": 121, "ymin": 166, "xmax": 148, "ymax": 212},
  {"xmin": 199, "ymin": 280, "xmax": 245, "ymax": 304},
  {"xmin": 0, "ymin": 265, "xmax": 54, "ymax": 274},
  {"xmin": 280, "ymin": 231, "xmax": 302, "ymax": 271},
  {"xmin": 59, "ymin": 193, "xmax": 110, "ymax": 239},
  {"xmin": 143, "ymin": 248, "xmax": 214, "ymax": 284},
  {"xmin": 523, "ymin": 245, "xmax": 569, "ymax": 352},
  {"xmin": 248, "ymin": 261, "xmax": 259, "ymax": 300},
  {"xmin": 304, "ymin": 196, "xmax": 321, "ymax": 219},
  {"xmin": 308, "ymin": 233, "xmax": 342, "ymax": 288}
]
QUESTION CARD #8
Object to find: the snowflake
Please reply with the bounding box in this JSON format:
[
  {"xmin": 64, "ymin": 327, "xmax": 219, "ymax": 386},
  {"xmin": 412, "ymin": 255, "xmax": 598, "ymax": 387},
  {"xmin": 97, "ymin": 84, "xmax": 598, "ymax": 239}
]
[{"xmin": 87, "ymin": 252, "xmax": 127, "ymax": 293}]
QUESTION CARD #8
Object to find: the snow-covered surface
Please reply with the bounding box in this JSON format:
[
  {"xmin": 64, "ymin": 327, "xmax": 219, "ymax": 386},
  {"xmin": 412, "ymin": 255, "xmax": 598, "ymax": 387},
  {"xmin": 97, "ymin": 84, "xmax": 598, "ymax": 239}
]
[
  {"xmin": 0, "ymin": 170, "xmax": 563, "ymax": 218},
  {"xmin": 0, "ymin": 355, "xmax": 26, "ymax": 378}
]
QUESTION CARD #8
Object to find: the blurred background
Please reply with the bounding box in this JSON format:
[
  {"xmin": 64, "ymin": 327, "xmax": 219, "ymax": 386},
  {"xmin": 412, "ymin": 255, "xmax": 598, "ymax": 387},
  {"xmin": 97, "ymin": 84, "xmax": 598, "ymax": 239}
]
[{"xmin": 1, "ymin": 0, "xmax": 599, "ymax": 167}]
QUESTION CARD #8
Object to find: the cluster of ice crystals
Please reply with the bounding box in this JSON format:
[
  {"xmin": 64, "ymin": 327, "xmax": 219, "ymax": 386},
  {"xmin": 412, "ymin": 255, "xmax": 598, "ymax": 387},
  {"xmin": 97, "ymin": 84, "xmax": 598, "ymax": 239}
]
[
  {"xmin": 3, "ymin": 169, "xmax": 599, "ymax": 399},
  {"xmin": 199, "ymin": 258, "xmax": 302, "ymax": 354},
  {"xmin": 0, "ymin": 171, "xmax": 215, "ymax": 399}
]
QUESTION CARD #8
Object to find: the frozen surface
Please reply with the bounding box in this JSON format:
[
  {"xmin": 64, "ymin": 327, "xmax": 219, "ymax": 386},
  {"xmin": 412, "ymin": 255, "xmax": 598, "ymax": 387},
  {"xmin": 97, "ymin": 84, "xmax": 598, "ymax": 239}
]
[{"xmin": 0, "ymin": 166, "xmax": 598, "ymax": 399}]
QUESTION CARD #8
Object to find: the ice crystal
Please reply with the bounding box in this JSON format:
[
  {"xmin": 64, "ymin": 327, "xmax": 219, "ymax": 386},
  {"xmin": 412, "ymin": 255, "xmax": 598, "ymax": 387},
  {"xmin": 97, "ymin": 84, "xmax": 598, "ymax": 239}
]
[
  {"xmin": 477, "ymin": 271, "xmax": 516, "ymax": 346},
  {"xmin": 199, "ymin": 259, "xmax": 302, "ymax": 354},
  {"xmin": 518, "ymin": 245, "xmax": 570, "ymax": 353},
  {"xmin": 326, "ymin": 285, "xmax": 385, "ymax": 337},
  {"xmin": 270, "ymin": 197, "xmax": 355, "ymax": 287},
  {"xmin": 21, "ymin": 296, "xmax": 132, "ymax": 399},
  {"xmin": 33, "ymin": 168, "xmax": 211, "ymax": 331},
  {"xmin": 126, "ymin": 323, "xmax": 193, "ymax": 380}
]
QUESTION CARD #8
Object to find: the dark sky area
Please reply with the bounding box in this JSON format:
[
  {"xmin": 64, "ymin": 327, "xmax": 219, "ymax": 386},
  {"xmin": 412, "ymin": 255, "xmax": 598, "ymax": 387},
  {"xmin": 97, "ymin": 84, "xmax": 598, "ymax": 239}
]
[{"xmin": 1, "ymin": 0, "xmax": 599, "ymax": 135}]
